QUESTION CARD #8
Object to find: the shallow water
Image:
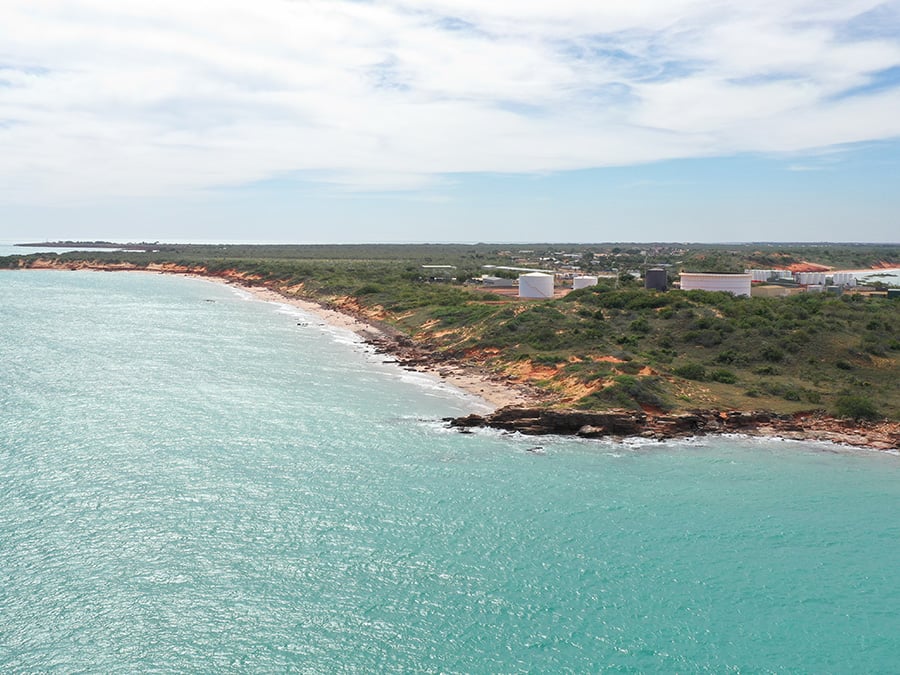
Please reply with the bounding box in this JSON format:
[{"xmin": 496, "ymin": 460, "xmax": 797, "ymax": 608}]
[{"xmin": 2, "ymin": 270, "xmax": 899, "ymax": 672}]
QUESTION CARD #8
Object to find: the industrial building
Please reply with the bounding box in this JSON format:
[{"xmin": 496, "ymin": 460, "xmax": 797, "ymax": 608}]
[
  {"xmin": 480, "ymin": 275, "xmax": 515, "ymax": 288},
  {"xmin": 750, "ymin": 285, "xmax": 805, "ymax": 298},
  {"xmin": 572, "ymin": 275, "xmax": 598, "ymax": 290},
  {"xmin": 680, "ymin": 273, "xmax": 752, "ymax": 297}
]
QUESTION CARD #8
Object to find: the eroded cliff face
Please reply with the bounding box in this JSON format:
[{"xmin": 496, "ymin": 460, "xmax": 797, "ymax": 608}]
[
  {"xmin": 21, "ymin": 258, "xmax": 207, "ymax": 274},
  {"xmin": 449, "ymin": 408, "xmax": 900, "ymax": 450}
]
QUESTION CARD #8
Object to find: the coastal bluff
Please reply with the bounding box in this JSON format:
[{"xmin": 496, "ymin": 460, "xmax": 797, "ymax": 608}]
[{"xmin": 448, "ymin": 407, "xmax": 900, "ymax": 450}]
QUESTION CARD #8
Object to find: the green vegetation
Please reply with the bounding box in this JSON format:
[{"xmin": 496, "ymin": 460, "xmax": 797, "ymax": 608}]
[
  {"xmin": 834, "ymin": 394, "xmax": 882, "ymax": 421},
  {"xmin": 2, "ymin": 241, "xmax": 897, "ymax": 419}
]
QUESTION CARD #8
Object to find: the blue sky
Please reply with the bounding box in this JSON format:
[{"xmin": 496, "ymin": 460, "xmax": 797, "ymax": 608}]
[{"xmin": 1, "ymin": 1, "xmax": 899, "ymax": 243}]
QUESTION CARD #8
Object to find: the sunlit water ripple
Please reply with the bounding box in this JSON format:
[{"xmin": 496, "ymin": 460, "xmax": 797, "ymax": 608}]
[{"xmin": 2, "ymin": 270, "xmax": 899, "ymax": 672}]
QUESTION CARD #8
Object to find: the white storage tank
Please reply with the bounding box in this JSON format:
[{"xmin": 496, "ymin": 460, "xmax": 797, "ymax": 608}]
[
  {"xmin": 746, "ymin": 269, "xmax": 778, "ymax": 282},
  {"xmin": 518, "ymin": 272, "xmax": 554, "ymax": 299},
  {"xmin": 572, "ymin": 275, "xmax": 599, "ymax": 290},
  {"xmin": 797, "ymin": 272, "xmax": 827, "ymax": 285},
  {"xmin": 680, "ymin": 273, "xmax": 751, "ymax": 297},
  {"xmin": 831, "ymin": 272, "xmax": 857, "ymax": 287}
]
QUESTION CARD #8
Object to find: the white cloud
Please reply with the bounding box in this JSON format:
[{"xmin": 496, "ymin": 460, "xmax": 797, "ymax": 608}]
[{"xmin": 0, "ymin": 0, "xmax": 899, "ymax": 202}]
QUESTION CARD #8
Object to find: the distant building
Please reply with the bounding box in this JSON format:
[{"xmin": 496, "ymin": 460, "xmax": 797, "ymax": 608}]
[
  {"xmin": 481, "ymin": 275, "xmax": 514, "ymax": 288},
  {"xmin": 645, "ymin": 268, "xmax": 667, "ymax": 291},
  {"xmin": 572, "ymin": 275, "xmax": 599, "ymax": 290},
  {"xmin": 751, "ymin": 285, "xmax": 805, "ymax": 298},
  {"xmin": 421, "ymin": 264, "xmax": 456, "ymax": 282}
]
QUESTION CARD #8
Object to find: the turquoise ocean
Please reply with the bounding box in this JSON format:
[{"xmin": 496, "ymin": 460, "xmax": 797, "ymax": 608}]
[{"xmin": 2, "ymin": 269, "xmax": 900, "ymax": 672}]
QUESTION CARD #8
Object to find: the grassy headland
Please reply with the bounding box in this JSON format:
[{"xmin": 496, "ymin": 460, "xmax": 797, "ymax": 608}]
[{"xmin": 4, "ymin": 242, "xmax": 898, "ymax": 421}]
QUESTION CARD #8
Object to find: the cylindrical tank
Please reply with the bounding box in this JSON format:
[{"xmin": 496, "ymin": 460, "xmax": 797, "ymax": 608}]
[
  {"xmin": 572, "ymin": 275, "xmax": 599, "ymax": 290},
  {"xmin": 831, "ymin": 272, "xmax": 857, "ymax": 287},
  {"xmin": 518, "ymin": 272, "xmax": 554, "ymax": 299},
  {"xmin": 679, "ymin": 273, "xmax": 751, "ymax": 297},
  {"xmin": 797, "ymin": 272, "xmax": 827, "ymax": 285},
  {"xmin": 645, "ymin": 268, "xmax": 667, "ymax": 291},
  {"xmin": 746, "ymin": 269, "xmax": 778, "ymax": 282}
]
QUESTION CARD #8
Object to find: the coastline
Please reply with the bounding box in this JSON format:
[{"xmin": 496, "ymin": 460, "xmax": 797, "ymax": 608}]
[
  {"xmin": 189, "ymin": 273, "xmax": 547, "ymax": 411},
  {"xmin": 449, "ymin": 407, "xmax": 900, "ymax": 452},
  {"xmin": 6, "ymin": 261, "xmax": 898, "ymax": 451},
  {"xmin": 9, "ymin": 258, "xmax": 544, "ymax": 409}
]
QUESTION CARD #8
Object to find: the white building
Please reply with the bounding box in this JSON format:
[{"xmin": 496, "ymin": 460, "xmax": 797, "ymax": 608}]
[{"xmin": 572, "ymin": 275, "xmax": 599, "ymax": 290}]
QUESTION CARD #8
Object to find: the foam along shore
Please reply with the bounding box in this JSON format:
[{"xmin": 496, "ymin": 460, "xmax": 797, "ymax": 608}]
[{"xmin": 207, "ymin": 279, "xmax": 545, "ymax": 411}]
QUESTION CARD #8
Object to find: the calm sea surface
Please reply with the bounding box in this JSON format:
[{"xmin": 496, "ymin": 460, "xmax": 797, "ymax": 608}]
[{"xmin": 2, "ymin": 271, "xmax": 899, "ymax": 672}]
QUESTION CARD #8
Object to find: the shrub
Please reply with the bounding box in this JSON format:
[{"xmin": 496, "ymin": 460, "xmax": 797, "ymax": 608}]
[
  {"xmin": 577, "ymin": 375, "xmax": 670, "ymax": 411},
  {"xmin": 629, "ymin": 318, "xmax": 652, "ymax": 333},
  {"xmin": 683, "ymin": 329, "xmax": 723, "ymax": 347},
  {"xmin": 861, "ymin": 336, "xmax": 888, "ymax": 356},
  {"xmin": 834, "ymin": 394, "xmax": 881, "ymax": 421},
  {"xmin": 674, "ymin": 363, "xmax": 706, "ymax": 381},
  {"xmin": 709, "ymin": 369, "xmax": 737, "ymax": 384},
  {"xmin": 532, "ymin": 353, "xmax": 568, "ymax": 367},
  {"xmin": 760, "ymin": 345, "xmax": 785, "ymax": 363},
  {"xmin": 715, "ymin": 349, "xmax": 738, "ymax": 364}
]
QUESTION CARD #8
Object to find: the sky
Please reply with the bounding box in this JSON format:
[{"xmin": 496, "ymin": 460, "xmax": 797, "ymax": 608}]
[{"xmin": 1, "ymin": 0, "xmax": 899, "ymax": 244}]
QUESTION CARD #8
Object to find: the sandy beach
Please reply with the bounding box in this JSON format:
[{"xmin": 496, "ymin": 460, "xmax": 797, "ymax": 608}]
[{"xmin": 202, "ymin": 277, "xmax": 544, "ymax": 411}]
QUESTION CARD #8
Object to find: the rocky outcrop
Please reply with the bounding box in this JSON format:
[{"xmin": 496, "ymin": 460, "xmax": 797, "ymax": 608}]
[{"xmin": 448, "ymin": 407, "xmax": 900, "ymax": 450}]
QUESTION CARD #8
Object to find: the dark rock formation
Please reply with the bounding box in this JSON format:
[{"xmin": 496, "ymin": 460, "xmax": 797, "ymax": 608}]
[{"xmin": 447, "ymin": 407, "xmax": 900, "ymax": 450}]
